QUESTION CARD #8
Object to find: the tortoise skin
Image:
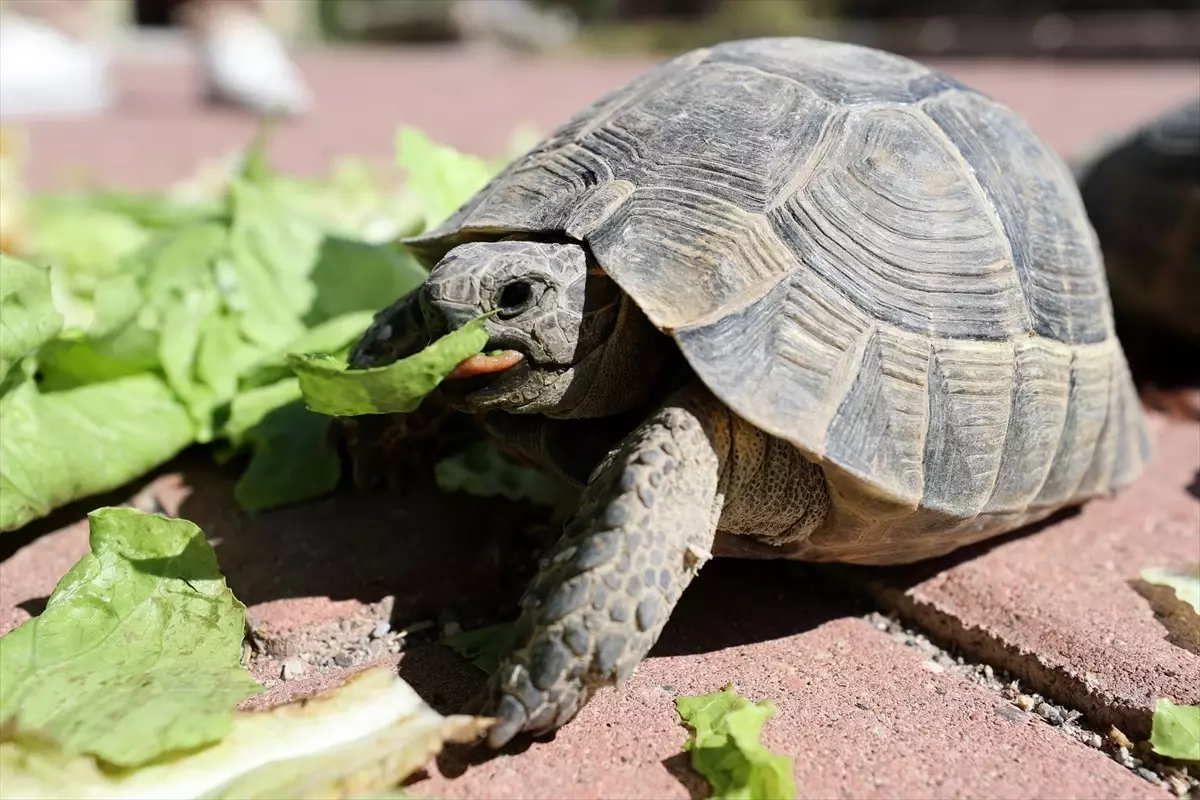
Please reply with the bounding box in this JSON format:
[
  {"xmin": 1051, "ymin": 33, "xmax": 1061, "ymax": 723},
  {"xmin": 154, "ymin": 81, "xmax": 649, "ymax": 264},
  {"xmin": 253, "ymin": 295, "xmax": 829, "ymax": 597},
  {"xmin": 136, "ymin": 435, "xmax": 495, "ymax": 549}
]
[{"xmin": 405, "ymin": 37, "xmax": 1150, "ymax": 565}]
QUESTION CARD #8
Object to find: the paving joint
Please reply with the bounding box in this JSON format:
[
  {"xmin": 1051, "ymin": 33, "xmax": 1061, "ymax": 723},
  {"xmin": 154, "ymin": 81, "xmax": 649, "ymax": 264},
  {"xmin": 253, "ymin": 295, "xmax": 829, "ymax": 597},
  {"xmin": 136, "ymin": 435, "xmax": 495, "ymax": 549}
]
[
  {"xmin": 858, "ymin": 570, "xmax": 1175, "ymax": 740},
  {"xmin": 860, "ymin": 609, "xmax": 1198, "ymax": 797}
]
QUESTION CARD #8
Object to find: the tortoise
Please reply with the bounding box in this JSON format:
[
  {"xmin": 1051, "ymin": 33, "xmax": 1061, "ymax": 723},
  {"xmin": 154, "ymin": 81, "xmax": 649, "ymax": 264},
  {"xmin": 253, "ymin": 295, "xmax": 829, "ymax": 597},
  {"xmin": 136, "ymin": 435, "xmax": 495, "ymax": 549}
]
[
  {"xmin": 1076, "ymin": 97, "xmax": 1200, "ymax": 345},
  {"xmin": 347, "ymin": 37, "xmax": 1151, "ymax": 748},
  {"xmin": 1073, "ymin": 98, "xmax": 1200, "ymax": 413}
]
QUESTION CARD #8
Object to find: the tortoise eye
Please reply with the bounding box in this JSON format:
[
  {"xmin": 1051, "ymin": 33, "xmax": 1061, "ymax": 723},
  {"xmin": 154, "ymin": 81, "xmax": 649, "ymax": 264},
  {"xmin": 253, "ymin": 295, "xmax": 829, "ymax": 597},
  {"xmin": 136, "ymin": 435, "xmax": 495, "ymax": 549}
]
[{"xmin": 498, "ymin": 280, "xmax": 533, "ymax": 312}]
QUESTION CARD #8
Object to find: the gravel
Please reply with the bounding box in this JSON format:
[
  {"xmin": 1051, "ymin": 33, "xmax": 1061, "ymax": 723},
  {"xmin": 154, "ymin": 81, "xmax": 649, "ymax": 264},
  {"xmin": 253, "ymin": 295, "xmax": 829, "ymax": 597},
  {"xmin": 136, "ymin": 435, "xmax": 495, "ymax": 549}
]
[
  {"xmin": 280, "ymin": 658, "xmax": 305, "ymax": 681},
  {"xmin": 863, "ymin": 611, "xmax": 1200, "ymax": 794}
]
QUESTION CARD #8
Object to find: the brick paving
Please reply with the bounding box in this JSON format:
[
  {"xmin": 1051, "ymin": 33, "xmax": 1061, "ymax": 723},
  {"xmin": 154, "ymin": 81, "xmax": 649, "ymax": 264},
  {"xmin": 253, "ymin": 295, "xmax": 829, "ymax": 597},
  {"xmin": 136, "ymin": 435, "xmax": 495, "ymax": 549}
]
[{"xmin": 3, "ymin": 44, "xmax": 1199, "ymax": 799}]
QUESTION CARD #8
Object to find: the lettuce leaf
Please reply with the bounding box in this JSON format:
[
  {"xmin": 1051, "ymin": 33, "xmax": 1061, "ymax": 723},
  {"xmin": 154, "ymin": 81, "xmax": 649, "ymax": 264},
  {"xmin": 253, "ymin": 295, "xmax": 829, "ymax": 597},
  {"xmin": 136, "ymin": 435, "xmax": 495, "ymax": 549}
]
[
  {"xmin": 0, "ymin": 376, "xmax": 193, "ymax": 532},
  {"xmin": 0, "ymin": 667, "xmax": 489, "ymax": 800},
  {"xmin": 1150, "ymin": 698, "xmax": 1200, "ymax": 762},
  {"xmin": 0, "ymin": 254, "xmax": 62, "ymax": 384},
  {"xmin": 289, "ymin": 317, "xmax": 488, "ymax": 417},
  {"xmin": 0, "ymin": 508, "xmax": 261, "ymax": 766},
  {"xmin": 675, "ymin": 685, "xmax": 796, "ymax": 800}
]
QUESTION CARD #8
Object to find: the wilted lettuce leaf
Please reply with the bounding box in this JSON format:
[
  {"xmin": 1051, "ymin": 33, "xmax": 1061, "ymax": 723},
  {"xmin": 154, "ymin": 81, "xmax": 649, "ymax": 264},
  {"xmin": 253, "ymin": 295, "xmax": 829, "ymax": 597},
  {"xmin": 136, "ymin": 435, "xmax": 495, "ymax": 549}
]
[
  {"xmin": 0, "ymin": 507, "xmax": 261, "ymax": 767},
  {"xmin": 0, "ymin": 667, "xmax": 489, "ymax": 800},
  {"xmin": 1150, "ymin": 698, "xmax": 1200, "ymax": 762},
  {"xmin": 0, "ymin": 254, "xmax": 62, "ymax": 384},
  {"xmin": 0, "ymin": 376, "xmax": 194, "ymax": 532},
  {"xmin": 395, "ymin": 127, "xmax": 499, "ymax": 233},
  {"xmin": 289, "ymin": 317, "xmax": 489, "ymax": 417},
  {"xmin": 675, "ymin": 685, "xmax": 796, "ymax": 800},
  {"xmin": 442, "ymin": 622, "xmax": 518, "ymax": 674}
]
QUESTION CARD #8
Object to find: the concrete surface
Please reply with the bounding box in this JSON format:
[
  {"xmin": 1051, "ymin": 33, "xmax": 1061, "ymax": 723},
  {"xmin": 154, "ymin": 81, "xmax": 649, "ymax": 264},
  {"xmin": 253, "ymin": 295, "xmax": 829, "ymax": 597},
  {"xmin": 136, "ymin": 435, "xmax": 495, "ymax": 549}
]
[{"xmin": 2, "ymin": 45, "xmax": 1199, "ymax": 800}]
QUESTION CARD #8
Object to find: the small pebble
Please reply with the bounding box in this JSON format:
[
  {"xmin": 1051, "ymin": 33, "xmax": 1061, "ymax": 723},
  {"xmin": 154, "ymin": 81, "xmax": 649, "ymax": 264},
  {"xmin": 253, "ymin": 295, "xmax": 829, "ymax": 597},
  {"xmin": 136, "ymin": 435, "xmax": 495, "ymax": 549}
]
[
  {"xmin": 1016, "ymin": 695, "xmax": 1036, "ymax": 712},
  {"xmin": 1165, "ymin": 774, "xmax": 1191, "ymax": 796},
  {"xmin": 333, "ymin": 651, "xmax": 354, "ymax": 668},
  {"xmin": 281, "ymin": 658, "xmax": 305, "ymax": 681},
  {"xmin": 1085, "ymin": 733, "xmax": 1103, "ymax": 749},
  {"xmin": 983, "ymin": 665, "xmax": 994, "ymax": 681},
  {"xmin": 371, "ymin": 621, "xmax": 391, "ymax": 639},
  {"xmin": 1035, "ymin": 702, "xmax": 1064, "ymax": 726},
  {"xmin": 1135, "ymin": 768, "xmax": 1160, "ymax": 784},
  {"xmin": 1109, "ymin": 726, "xmax": 1135, "ymax": 750}
]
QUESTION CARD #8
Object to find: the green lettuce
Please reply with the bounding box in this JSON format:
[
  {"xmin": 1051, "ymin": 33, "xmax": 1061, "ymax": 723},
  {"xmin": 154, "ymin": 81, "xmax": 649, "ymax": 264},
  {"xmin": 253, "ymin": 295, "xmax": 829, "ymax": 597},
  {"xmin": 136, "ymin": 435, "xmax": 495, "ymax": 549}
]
[
  {"xmin": 0, "ymin": 508, "xmax": 261, "ymax": 766},
  {"xmin": 395, "ymin": 127, "xmax": 498, "ymax": 233},
  {"xmin": 223, "ymin": 379, "xmax": 341, "ymax": 514},
  {"xmin": 289, "ymin": 317, "xmax": 489, "ymax": 417},
  {"xmin": 442, "ymin": 622, "xmax": 518, "ymax": 674},
  {"xmin": 0, "ymin": 376, "xmax": 194, "ymax": 533},
  {"xmin": 0, "ymin": 254, "xmax": 62, "ymax": 383},
  {"xmin": 675, "ymin": 685, "xmax": 796, "ymax": 800},
  {"xmin": 0, "ymin": 124, "xmax": 528, "ymax": 529},
  {"xmin": 1150, "ymin": 698, "xmax": 1200, "ymax": 762}
]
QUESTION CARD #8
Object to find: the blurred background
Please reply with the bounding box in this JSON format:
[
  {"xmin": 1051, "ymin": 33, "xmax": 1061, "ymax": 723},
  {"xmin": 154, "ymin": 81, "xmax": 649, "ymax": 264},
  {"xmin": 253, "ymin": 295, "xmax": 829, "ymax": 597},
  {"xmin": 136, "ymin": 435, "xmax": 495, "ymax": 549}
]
[{"xmin": 0, "ymin": 0, "xmax": 1196, "ymax": 189}]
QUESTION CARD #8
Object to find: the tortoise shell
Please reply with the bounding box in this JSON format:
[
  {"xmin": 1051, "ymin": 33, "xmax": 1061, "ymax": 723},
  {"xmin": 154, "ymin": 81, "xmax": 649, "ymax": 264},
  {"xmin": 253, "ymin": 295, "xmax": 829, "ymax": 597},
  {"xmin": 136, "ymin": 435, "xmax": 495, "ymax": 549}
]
[{"xmin": 407, "ymin": 37, "xmax": 1151, "ymax": 563}]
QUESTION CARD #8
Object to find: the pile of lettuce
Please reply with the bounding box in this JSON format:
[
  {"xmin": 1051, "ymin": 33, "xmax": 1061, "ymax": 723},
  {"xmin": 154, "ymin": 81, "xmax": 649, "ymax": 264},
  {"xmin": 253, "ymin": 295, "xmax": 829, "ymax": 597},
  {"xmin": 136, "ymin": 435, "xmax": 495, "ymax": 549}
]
[
  {"xmin": 0, "ymin": 126, "xmax": 515, "ymax": 532},
  {"xmin": 0, "ymin": 123, "xmax": 538, "ymax": 800}
]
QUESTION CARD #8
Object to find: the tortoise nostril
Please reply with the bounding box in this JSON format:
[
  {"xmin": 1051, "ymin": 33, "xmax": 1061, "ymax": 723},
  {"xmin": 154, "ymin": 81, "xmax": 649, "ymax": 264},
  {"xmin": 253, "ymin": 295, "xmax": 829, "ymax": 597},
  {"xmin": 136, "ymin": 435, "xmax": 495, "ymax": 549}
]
[{"xmin": 499, "ymin": 281, "xmax": 533, "ymax": 311}]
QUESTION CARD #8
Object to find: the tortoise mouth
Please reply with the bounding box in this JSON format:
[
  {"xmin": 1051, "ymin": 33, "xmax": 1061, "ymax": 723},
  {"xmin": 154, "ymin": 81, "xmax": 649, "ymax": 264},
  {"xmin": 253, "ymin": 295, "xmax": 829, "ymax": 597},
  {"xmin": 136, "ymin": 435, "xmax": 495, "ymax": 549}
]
[
  {"xmin": 446, "ymin": 359, "xmax": 554, "ymax": 412},
  {"xmin": 446, "ymin": 349, "xmax": 525, "ymax": 381},
  {"xmin": 441, "ymin": 342, "xmax": 578, "ymax": 413}
]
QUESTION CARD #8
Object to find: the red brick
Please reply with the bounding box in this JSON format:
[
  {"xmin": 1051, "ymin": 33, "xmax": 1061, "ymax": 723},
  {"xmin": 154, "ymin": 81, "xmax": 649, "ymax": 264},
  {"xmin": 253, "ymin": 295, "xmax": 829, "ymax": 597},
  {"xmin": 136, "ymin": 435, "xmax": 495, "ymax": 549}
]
[{"xmin": 859, "ymin": 413, "xmax": 1200, "ymax": 739}]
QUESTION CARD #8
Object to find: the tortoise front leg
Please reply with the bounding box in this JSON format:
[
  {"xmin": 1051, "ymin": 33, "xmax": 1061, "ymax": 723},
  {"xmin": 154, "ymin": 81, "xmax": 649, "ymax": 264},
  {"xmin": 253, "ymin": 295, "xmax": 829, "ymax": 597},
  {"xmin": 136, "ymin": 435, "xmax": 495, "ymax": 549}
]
[{"xmin": 478, "ymin": 384, "xmax": 730, "ymax": 748}]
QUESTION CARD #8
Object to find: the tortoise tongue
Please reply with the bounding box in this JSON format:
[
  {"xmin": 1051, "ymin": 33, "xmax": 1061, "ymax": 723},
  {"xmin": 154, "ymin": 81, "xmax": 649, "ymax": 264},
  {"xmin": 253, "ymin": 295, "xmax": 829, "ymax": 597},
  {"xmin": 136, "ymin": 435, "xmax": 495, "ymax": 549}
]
[{"xmin": 446, "ymin": 349, "xmax": 524, "ymax": 380}]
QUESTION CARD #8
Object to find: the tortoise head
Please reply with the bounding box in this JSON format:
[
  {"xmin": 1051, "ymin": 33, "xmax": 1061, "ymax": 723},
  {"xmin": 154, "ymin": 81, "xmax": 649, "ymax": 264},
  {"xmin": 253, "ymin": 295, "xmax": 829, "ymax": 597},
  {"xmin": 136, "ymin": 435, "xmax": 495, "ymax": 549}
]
[{"xmin": 423, "ymin": 238, "xmax": 672, "ymax": 417}]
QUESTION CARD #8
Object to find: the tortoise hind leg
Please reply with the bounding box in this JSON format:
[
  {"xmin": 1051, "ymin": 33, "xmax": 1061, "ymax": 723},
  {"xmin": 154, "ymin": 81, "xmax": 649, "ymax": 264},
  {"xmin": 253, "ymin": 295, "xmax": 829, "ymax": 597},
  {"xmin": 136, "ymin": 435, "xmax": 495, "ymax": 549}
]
[{"xmin": 477, "ymin": 384, "xmax": 731, "ymax": 748}]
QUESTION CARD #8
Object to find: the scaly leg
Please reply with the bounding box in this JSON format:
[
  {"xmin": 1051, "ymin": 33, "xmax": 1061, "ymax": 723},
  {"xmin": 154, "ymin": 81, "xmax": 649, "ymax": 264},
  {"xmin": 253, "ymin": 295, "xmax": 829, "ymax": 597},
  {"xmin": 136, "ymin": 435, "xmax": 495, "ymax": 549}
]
[{"xmin": 477, "ymin": 383, "xmax": 731, "ymax": 747}]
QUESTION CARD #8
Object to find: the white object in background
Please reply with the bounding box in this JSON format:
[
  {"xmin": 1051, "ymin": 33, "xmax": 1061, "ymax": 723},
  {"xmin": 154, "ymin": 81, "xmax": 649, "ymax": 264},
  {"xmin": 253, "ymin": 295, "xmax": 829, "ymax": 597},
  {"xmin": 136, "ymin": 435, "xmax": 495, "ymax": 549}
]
[
  {"xmin": 196, "ymin": 12, "xmax": 311, "ymax": 117},
  {"xmin": 0, "ymin": 13, "xmax": 113, "ymax": 119}
]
